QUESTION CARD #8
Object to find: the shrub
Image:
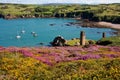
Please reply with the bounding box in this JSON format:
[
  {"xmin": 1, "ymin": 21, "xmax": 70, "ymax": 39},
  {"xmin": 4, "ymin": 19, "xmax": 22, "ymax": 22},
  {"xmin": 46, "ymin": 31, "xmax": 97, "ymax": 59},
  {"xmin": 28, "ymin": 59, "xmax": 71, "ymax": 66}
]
[
  {"xmin": 96, "ymin": 40, "xmax": 113, "ymax": 46},
  {"xmin": 97, "ymin": 36, "xmax": 120, "ymax": 46}
]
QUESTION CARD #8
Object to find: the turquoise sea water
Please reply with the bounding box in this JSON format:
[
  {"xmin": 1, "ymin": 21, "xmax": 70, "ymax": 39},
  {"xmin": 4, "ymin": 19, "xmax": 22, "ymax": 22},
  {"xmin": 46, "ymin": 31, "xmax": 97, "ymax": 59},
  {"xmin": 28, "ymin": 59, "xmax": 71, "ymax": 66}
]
[{"xmin": 0, "ymin": 18, "xmax": 115, "ymax": 47}]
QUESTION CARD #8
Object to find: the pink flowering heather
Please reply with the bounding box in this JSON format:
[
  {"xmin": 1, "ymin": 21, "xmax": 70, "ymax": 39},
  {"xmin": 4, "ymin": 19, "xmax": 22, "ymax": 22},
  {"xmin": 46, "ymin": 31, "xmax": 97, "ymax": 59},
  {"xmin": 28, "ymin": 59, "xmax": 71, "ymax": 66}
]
[
  {"xmin": 108, "ymin": 46, "xmax": 120, "ymax": 52},
  {"xmin": 18, "ymin": 50, "xmax": 33, "ymax": 57},
  {"xmin": 0, "ymin": 45, "xmax": 120, "ymax": 66},
  {"xmin": 0, "ymin": 46, "xmax": 5, "ymax": 52}
]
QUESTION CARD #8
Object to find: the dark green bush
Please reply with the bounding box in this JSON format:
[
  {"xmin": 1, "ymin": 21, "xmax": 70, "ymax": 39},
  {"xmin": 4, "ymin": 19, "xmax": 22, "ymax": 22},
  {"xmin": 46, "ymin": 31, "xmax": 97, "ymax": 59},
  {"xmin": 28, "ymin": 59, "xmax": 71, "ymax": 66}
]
[{"xmin": 96, "ymin": 40, "xmax": 113, "ymax": 46}]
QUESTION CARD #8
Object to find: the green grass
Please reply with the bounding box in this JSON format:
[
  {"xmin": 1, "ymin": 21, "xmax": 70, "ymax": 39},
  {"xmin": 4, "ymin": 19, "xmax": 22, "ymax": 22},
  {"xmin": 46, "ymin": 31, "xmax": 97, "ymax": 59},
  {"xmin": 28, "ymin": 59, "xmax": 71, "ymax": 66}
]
[
  {"xmin": 66, "ymin": 39, "xmax": 96, "ymax": 46},
  {"xmin": 0, "ymin": 3, "xmax": 120, "ymax": 18},
  {"xmin": 66, "ymin": 39, "xmax": 80, "ymax": 46},
  {"xmin": 66, "ymin": 36, "xmax": 120, "ymax": 46}
]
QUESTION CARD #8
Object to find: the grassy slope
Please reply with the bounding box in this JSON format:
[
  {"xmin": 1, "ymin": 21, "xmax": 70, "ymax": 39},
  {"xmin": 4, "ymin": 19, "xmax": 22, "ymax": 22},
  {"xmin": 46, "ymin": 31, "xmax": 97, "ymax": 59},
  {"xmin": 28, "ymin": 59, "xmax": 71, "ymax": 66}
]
[
  {"xmin": 97, "ymin": 36, "xmax": 120, "ymax": 46},
  {"xmin": 0, "ymin": 3, "xmax": 120, "ymax": 17},
  {"xmin": 0, "ymin": 4, "xmax": 36, "ymax": 16},
  {"xmin": 66, "ymin": 36, "xmax": 120, "ymax": 46}
]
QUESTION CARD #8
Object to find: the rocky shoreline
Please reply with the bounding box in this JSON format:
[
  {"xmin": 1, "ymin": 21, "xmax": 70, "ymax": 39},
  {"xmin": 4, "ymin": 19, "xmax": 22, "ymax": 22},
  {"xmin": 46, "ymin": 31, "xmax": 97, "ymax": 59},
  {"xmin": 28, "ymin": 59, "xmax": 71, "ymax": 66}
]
[
  {"xmin": 73, "ymin": 19, "xmax": 120, "ymax": 31},
  {"xmin": 0, "ymin": 14, "xmax": 120, "ymax": 31}
]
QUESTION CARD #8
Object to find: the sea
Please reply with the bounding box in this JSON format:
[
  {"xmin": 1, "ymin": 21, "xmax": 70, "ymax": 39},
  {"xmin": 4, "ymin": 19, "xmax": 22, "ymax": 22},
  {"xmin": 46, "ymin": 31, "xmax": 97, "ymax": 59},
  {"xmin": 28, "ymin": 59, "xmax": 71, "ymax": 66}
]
[{"xmin": 0, "ymin": 18, "xmax": 116, "ymax": 47}]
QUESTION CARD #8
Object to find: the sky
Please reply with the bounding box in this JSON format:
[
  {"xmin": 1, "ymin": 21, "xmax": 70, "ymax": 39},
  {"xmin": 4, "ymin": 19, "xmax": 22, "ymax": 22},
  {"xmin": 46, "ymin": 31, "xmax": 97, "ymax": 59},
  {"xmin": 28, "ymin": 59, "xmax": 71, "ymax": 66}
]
[{"xmin": 0, "ymin": 0, "xmax": 120, "ymax": 4}]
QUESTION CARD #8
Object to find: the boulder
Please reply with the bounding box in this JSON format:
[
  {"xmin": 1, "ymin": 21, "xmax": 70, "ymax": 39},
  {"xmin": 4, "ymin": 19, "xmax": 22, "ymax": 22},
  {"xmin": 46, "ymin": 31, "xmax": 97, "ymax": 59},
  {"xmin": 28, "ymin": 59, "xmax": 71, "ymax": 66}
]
[{"xmin": 50, "ymin": 36, "xmax": 66, "ymax": 46}]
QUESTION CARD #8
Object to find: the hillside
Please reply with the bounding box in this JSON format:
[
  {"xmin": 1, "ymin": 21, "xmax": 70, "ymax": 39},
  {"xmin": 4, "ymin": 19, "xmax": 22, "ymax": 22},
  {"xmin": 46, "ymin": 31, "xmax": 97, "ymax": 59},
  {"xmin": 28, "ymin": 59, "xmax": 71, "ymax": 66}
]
[
  {"xmin": 0, "ymin": 3, "xmax": 120, "ymax": 23},
  {"xmin": 0, "ymin": 45, "xmax": 120, "ymax": 79},
  {"xmin": 0, "ymin": 3, "xmax": 120, "ymax": 80}
]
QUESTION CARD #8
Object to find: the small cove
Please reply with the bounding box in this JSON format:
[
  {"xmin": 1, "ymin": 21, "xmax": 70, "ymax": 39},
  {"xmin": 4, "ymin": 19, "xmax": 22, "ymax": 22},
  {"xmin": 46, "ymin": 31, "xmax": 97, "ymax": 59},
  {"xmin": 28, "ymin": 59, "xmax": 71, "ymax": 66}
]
[{"xmin": 0, "ymin": 18, "xmax": 116, "ymax": 47}]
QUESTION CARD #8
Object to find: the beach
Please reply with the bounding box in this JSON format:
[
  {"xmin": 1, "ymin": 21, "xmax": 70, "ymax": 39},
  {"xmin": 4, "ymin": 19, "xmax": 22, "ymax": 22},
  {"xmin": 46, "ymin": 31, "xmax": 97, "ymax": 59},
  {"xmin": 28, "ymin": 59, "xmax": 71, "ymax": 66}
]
[
  {"xmin": 97, "ymin": 22, "xmax": 120, "ymax": 30},
  {"xmin": 77, "ymin": 20, "xmax": 120, "ymax": 30}
]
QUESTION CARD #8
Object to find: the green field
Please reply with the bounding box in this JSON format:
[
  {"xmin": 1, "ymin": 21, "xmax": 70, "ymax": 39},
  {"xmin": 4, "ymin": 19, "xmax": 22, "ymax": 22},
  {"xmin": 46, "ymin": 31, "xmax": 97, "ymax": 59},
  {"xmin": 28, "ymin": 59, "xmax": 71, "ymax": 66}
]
[{"xmin": 0, "ymin": 3, "xmax": 120, "ymax": 23}]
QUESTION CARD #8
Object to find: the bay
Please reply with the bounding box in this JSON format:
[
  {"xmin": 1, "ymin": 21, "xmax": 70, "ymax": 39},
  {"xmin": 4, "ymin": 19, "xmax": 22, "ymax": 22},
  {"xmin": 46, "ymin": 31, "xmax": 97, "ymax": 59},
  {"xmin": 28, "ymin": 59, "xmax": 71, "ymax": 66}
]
[{"xmin": 0, "ymin": 18, "xmax": 115, "ymax": 47}]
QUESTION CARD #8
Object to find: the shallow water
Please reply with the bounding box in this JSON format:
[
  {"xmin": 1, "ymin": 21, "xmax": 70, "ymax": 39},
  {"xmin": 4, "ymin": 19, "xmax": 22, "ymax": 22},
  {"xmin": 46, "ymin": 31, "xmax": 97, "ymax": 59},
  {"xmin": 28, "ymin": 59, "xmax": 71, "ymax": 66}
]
[{"xmin": 0, "ymin": 18, "xmax": 116, "ymax": 47}]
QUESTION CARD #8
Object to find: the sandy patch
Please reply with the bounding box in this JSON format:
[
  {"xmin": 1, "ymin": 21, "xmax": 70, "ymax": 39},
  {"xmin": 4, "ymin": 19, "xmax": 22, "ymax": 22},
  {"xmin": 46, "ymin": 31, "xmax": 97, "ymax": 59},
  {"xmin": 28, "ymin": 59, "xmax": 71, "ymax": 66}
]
[{"xmin": 97, "ymin": 22, "xmax": 120, "ymax": 30}]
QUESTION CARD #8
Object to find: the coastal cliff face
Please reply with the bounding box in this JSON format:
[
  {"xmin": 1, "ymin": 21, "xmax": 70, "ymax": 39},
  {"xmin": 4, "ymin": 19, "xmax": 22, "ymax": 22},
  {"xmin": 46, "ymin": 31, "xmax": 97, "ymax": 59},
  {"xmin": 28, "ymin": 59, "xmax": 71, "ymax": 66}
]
[
  {"xmin": 3, "ymin": 14, "xmax": 17, "ymax": 19},
  {"xmin": 0, "ymin": 14, "xmax": 4, "ymax": 18},
  {"xmin": 1, "ymin": 12, "xmax": 120, "ymax": 24}
]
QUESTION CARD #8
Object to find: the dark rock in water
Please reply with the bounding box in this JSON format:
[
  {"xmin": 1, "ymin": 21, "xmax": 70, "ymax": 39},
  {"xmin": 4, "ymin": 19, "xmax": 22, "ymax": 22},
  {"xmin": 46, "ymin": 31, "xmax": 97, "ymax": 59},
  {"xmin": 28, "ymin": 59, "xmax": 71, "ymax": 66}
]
[
  {"xmin": 97, "ymin": 32, "xmax": 101, "ymax": 34},
  {"xmin": 49, "ymin": 23, "xmax": 56, "ymax": 26},
  {"xmin": 65, "ymin": 23, "xmax": 71, "ymax": 26},
  {"xmin": 50, "ymin": 36, "xmax": 66, "ymax": 46},
  {"xmin": 39, "ymin": 42, "xmax": 44, "ymax": 45},
  {"xmin": 68, "ymin": 22, "xmax": 76, "ymax": 25},
  {"xmin": 110, "ymin": 31, "xmax": 118, "ymax": 35}
]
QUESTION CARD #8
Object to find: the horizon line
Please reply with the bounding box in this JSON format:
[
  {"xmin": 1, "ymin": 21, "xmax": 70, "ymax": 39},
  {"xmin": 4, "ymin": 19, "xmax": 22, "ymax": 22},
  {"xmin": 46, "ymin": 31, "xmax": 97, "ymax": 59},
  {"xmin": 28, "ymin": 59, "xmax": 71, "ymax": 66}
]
[{"xmin": 0, "ymin": 2, "xmax": 120, "ymax": 5}]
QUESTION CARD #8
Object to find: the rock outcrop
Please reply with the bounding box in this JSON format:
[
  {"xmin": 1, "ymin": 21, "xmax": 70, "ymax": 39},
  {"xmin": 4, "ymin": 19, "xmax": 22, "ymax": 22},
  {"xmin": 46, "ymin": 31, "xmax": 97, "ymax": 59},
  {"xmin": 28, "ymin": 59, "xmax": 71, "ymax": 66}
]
[{"xmin": 50, "ymin": 36, "xmax": 66, "ymax": 46}]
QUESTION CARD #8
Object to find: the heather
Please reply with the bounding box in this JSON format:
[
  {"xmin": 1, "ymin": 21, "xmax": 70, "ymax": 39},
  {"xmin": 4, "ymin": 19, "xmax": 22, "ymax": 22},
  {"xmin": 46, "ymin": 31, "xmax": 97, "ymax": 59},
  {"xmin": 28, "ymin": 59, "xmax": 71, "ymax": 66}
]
[{"xmin": 0, "ymin": 45, "xmax": 120, "ymax": 79}]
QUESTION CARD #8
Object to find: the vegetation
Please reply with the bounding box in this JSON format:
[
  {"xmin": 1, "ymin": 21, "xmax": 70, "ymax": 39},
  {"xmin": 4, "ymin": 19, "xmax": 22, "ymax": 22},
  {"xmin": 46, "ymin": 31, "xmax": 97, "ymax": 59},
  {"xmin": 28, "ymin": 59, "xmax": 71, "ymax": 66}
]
[
  {"xmin": 66, "ymin": 39, "xmax": 80, "ymax": 46},
  {"xmin": 66, "ymin": 39, "xmax": 96, "ymax": 46},
  {"xmin": 0, "ymin": 45, "xmax": 120, "ymax": 79},
  {"xmin": 97, "ymin": 36, "xmax": 120, "ymax": 46},
  {"xmin": 0, "ymin": 3, "xmax": 120, "ymax": 79},
  {"xmin": 66, "ymin": 36, "xmax": 120, "ymax": 46},
  {"xmin": 0, "ymin": 3, "xmax": 120, "ymax": 23}
]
